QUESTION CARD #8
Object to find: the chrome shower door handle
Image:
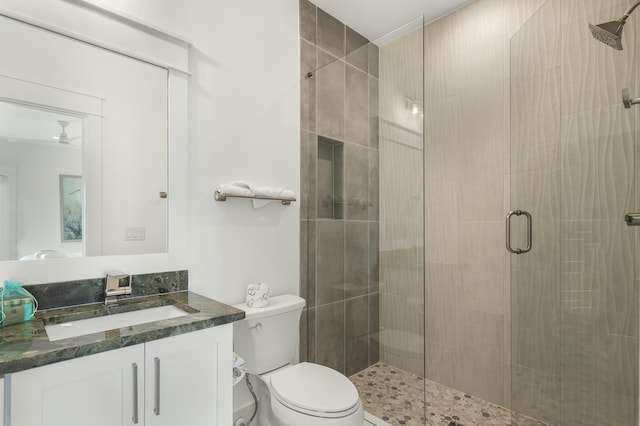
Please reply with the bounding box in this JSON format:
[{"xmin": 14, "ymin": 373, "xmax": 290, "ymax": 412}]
[{"xmin": 506, "ymin": 210, "xmax": 532, "ymax": 254}]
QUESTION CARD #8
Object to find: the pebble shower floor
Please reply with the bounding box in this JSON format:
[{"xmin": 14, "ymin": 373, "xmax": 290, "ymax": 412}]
[{"xmin": 350, "ymin": 363, "xmax": 548, "ymax": 426}]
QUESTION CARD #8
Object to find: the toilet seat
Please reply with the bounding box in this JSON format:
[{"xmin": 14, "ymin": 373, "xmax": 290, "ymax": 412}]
[{"xmin": 269, "ymin": 362, "xmax": 361, "ymax": 418}]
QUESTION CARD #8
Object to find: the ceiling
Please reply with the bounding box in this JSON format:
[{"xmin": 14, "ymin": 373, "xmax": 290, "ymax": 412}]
[
  {"xmin": 0, "ymin": 101, "xmax": 82, "ymax": 147},
  {"xmin": 311, "ymin": 0, "xmax": 473, "ymax": 42}
]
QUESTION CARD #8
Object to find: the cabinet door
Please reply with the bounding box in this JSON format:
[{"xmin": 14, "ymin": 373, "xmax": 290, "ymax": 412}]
[
  {"xmin": 145, "ymin": 324, "xmax": 232, "ymax": 426},
  {"xmin": 1, "ymin": 376, "xmax": 4, "ymax": 426},
  {"xmin": 12, "ymin": 345, "xmax": 144, "ymax": 426}
]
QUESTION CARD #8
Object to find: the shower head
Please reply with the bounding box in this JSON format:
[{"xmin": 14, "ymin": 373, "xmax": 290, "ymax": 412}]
[
  {"xmin": 589, "ymin": 21, "xmax": 624, "ymax": 50},
  {"xmin": 589, "ymin": 1, "xmax": 640, "ymax": 50}
]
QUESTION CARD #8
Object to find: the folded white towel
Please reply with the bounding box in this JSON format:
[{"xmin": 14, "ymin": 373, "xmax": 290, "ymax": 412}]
[
  {"xmin": 232, "ymin": 352, "xmax": 247, "ymax": 386},
  {"xmin": 216, "ymin": 181, "xmax": 296, "ymax": 208},
  {"xmin": 217, "ymin": 181, "xmax": 253, "ymax": 198},
  {"xmin": 251, "ymin": 186, "xmax": 296, "ymax": 208}
]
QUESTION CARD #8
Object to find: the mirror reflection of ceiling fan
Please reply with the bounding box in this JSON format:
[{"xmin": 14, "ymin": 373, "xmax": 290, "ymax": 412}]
[{"xmin": 52, "ymin": 120, "xmax": 80, "ymax": 144}]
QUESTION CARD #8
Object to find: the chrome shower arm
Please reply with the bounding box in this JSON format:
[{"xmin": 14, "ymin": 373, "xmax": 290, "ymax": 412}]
[{"xmin": 621, "ymin": 0, "xmax": 640, "ymax": 22}]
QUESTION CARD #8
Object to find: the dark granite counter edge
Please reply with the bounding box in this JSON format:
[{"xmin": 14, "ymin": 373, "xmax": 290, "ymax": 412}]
[
  {"xmin": 0, "ymin": 291, "xmax": 245, "ymax": 376},
  {"xmin": 1, "ymin": 312, "xmax": 245, "ymax": 375}
]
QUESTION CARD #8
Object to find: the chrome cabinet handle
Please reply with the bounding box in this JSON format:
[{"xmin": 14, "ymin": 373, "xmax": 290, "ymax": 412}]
[
  {"xmin": 154, "ymin": 357, "xmax": 161, "ymax": 416},
  {"xmin": 132, "ymin": 363, "xmax": 139, "ymax": 424},
  {"xmin": 506, "ymin": 210, "xmax": 532, "ymax": 254}
]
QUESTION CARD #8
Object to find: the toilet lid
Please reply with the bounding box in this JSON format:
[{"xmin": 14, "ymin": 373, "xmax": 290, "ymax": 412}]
[{"xmin": 270, "ymin": 363, "xmax": 360, "ymax": 415}]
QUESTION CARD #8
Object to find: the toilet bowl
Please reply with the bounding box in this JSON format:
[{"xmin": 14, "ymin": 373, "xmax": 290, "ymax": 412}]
[
  {"xmin": 233, "ymin": 295, "xmax": 364, "ymax": 426},
  {"xmin": 264, "ymin": 362, "xmax": 363, "ymax": 426}
]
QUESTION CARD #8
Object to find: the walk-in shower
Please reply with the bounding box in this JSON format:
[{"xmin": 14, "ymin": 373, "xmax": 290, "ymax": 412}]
[{"xmin": 300, "ymin": 0, "xmax": 640, "ymax": 424}]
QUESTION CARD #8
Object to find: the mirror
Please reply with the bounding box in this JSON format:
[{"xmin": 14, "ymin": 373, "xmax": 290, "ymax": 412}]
[
  {"xmin": 0, "ymin": 15, "xmax": 168, "ymax": 261},
  {"xmin": 0, "ymin": 102, "xmax": 83, "ymax": 260}
]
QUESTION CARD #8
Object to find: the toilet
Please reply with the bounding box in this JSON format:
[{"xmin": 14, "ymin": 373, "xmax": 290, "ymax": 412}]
[{"xmin": 233, "ymin": 294, "xmax": 364, "ymax": 426}]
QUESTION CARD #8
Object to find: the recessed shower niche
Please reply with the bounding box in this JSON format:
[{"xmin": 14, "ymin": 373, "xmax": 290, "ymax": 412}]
[{"xmin": 317, "ymin": 136, "xmax": 344, "ymax": 219}]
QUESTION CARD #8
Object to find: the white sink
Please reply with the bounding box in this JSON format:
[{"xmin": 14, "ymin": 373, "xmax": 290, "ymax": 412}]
[{"xmin": 45, "ymin": 305, "xmax": 187, "ymax": 341}]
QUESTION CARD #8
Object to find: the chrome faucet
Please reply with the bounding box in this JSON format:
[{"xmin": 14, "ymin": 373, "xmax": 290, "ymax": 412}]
[{"xmin": 105, "ymin": 271, "xmax": 132, "ymax": 306}]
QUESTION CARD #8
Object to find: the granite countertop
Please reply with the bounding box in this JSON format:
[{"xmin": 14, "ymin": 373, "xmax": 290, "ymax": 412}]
[{"xmin": 0, "ymin": 291, "xmax": 245, "ymax": 375}]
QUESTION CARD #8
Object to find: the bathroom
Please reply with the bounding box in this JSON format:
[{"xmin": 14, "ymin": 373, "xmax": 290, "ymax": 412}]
[{"xmin": 0, "ymin": 0, "xmax": 637, "ymax": 425}]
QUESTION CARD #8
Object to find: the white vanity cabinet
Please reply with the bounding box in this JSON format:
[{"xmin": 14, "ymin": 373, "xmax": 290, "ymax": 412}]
[
  {"xmin": 1, "ymin": 376, "xmax": 4, "ymax": 426},
  {"xmin": 9, "ymin": 325, "xmax": 232, "ymax": 426},
  {"xmin": 11, "ymin": 345, "xmax": 144, "ymax": 426},
  {"xmin": 145, "ymin": 325, "xmax": 232, "ymax": 426}
]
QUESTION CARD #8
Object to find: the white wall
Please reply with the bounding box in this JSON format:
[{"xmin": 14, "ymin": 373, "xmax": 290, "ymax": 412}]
[
  {"xmin": 0, "ymin": 140, "xmax": 82, "ymax": 258},
  {"xmin": 0, "ymin": 0, "xmax": 300, "ymax": 305},
  {"xmin": 99, "ymin": 0, "xmax": 301, "ymax": 303}
]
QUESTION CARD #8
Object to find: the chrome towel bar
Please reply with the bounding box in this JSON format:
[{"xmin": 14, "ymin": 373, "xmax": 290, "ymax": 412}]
[{"xmin": 214, "ymin": 190, "xmax": 296, "ymax": 205}]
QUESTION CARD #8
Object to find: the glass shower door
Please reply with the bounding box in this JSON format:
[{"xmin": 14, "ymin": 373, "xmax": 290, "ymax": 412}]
[{"xmin": 510, "ymin": 0, "xmax": 638, "ymax": 424}]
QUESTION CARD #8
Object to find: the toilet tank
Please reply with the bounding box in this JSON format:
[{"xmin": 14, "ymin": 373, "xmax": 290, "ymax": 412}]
[{"xmin": 233, "ymin": 294, "xmax": 305, "ymax": 375}]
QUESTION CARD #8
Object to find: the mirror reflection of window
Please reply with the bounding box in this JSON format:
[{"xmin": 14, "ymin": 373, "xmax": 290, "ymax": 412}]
[{"xmin": 0, "ymin": 101, "xmax": 82, "ymax": 260}]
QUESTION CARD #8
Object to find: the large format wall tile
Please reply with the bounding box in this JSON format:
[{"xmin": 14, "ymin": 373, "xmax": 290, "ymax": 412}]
[
  {"xmin": 305, "ymin": 219, "xmax": 317, "ymax": 307},
  {"xmin": 301, "ymin": 66, "xmax": 316, "ymax": 132},
  {"xmin": 509, "ymin": 0, "xmax": 561, "ymax": 79},
  {"xmin": 368, "ymin": 292, "xmax": 380, "ymax": 364},
  {"xmin": 346, "ymin": 27, "xmax": 369, "ymax": 73},
  {"xmin": 424, "ymin": 14, "xmax": 459, "ymax": 102},
  {"xmin": 307, "ymin": 307, "xmax": 317, "ymax": 363},
  {"xmin": 510, "ymin": 67, "xmax": 562, "ymax": 174},
  {"xmin": 457, "ymin": 221, "xmax": 506, "ymax": 315},
  {"xmin": 316, "ymin": 220, "xmax": 345, "ymax": 305},
  {"xmin": 511, "ymin": 365, "xmax": 560, "ymax": 424},
  {"xmin": 300, "ymin": 131, "xmax": 318, "ymax": 219},
  {"xmin": 344, "ymin": 143, "xmax": 370, "ymax": 220},
  {"xmin": 458, "ymin": 129, "xmax": 505, "ymax": 221},
  {"xmin": 561, "ymin": 106, "xmax": 634, "ymax": 221},
  {"xmin": 316, "ymin": 58, "xmax": 345, "ymax": 140},
  {"xmin": 425, "ymin": 263, "xmax": 459, "ymax": 349},
  {"xmin": 368, "ymin": 76, "xmax": 379, "ymax": 150},
  {"xmin": 368, "ymin": 223, "xmax": 379, "ymax": 293},
  {"xmin": 456, "ymin": 310, "xmax": 505, "ymax": 405},
  {"xmin": 345, "ymin": 295, "xmax": 370, "ymax": 375},
  {"xmin": 317, "ymin": 8, "xmax": 345, "ymax": 58},
  {"xmin": 316, "ymin": 301, "xmax": 346, "ymax": 373},
  {"xmin": 345, "ymin": 66, "xmax": 369, "ymax": 146},
  {"xmin": 345, "ymin": 221, "xmax": 369, "ymax": 298},
  {"xmin": 301, "ymin": 38, "xmax": 316, "ymax": 79},
  {"xmin": 299, "ymin": 3, "xmax": 380, "ymax": 377},
  {"xmin": 425, "ymin": 180, "xmax": 458, "ymax": 265},
  {"xmin": 299, "ymin": 0, "xmax": 316, "ymax": 43},
  {"xmin": 425, "ymin": 96, "xmax": 461, "ymax": 182}
]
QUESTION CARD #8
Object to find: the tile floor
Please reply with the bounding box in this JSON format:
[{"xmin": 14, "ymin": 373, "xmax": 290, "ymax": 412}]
[
  {"xmin": 350, "ymin": 363, "xmax": 548, "ymax": 426},
  {"xmin": 365, "ymin": 411, "xmax": 392, "ymax": 425}
]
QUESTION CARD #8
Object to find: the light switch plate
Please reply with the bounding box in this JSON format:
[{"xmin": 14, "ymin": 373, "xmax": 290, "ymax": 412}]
[{"xmin": 124, "ymin": 226, "xmax": 146, "ymax": 241}]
